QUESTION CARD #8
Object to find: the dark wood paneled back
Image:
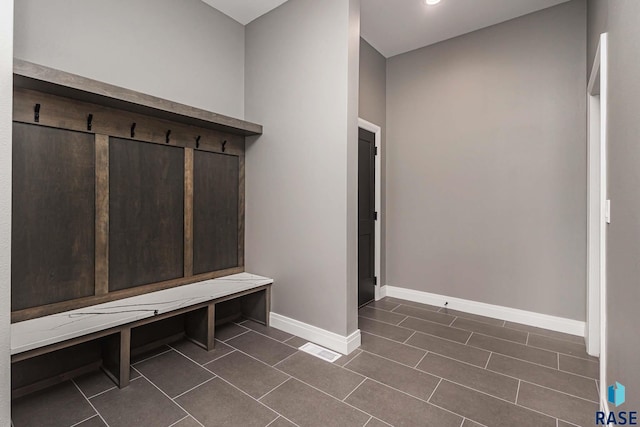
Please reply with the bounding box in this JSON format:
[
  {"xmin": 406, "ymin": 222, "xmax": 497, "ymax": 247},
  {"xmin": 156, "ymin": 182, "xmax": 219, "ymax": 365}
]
[
  {"xmin": 11, "ymin": 88, "xmax": 248, "ymax": 322},
  {"xmin": 12, "ymin": 123, "xmax": 96, "ymax": 311},
  {"xmin": 109, "ymin": 138, "xmax": 185, "ymax": 291},
  {"xmin": 194, "ymin": 151, "xmax": 240, "ymax": 274}
]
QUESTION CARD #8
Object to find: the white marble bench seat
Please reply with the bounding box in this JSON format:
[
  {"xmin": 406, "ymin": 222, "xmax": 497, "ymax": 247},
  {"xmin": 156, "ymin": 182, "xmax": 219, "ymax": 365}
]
[{"xmin": 11, "ymin": 272, "xmax": 273, "ymax": 393}]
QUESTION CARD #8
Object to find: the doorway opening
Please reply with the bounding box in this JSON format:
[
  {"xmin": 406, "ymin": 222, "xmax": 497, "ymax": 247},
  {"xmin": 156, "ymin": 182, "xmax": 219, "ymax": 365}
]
[
  {"xmin": 586, "ymin": 32, "xmax": 608, "ymax": 410},
  {"xmin": 358, "ymin": 119, "xmax": 381, "ymax": 307}
]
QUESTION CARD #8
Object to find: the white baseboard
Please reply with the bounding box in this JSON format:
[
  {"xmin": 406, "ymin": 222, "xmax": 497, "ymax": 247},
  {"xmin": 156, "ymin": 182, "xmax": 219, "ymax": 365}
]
[
  {"xmin": 382, "ymin": 285, "xmax": 585, "ymax": 337},
  {"xmin": 269, "ymin": 312, "xmax": 361, "ymax": 355},
  {"xmin": 378, "ymin": 284, "xmax": 388, "ymax": 300}
]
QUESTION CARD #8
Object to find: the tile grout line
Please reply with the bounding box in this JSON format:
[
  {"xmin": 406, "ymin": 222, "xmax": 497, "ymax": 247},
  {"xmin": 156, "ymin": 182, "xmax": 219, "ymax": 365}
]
[
  {"xmin": 403, "ymin": 330, "xmax": 417, "ymax": 344},
  {"xmin": 465, "ymin": 331, "xmax": 473, "ymax": 345},
  {"xmin": 167, "ymin": 415, "xmax": 191, "ymax": 427},
  {"xmin": 367, "ymin": 325, "xmax": 472, "ymax": 348},
  {"xmin": 517, "ymin": 379, "xmax": 601, "ymax": 404},
  {"xmin": 71, "ymin": 379, "xmax": 112, "ymax": 427},
  {"xmin": 484, "ymin": 352, "xmax": 493, "ymax": 369},
  {"xmin": 130, "ymin": 347, "xmax": 174, "ymax": 366},
  {"xmin": 500, "ymin": 325, "xmax": 585, "ymax": 346},
  {"xmin": 426, "ymin": 377, "xmax": 443, "ymax": 403},
  {"xmin": 526, "ymin": 332, "xmax": 530, "ymax": 345},
  {"xmin": 85, "ymin": 385, "xmax": 117, "ymax": 400},
  {"xmin": 414, "ymin": 350, "xmax": 429, "ymax": 368},
  {"xmin": 172, "ymin": 346, "xmax": 237, "ymax": 367},
  {"xmin": 362, "ymin": 329, "xmax": 467, "ymax": 352},
  {"xmin": 358, "ymin": 347, "xmax": 425, "ymax": 370},
  {"xmin": 397, "ymin": 315, "xmax": 409, "ymax": 325},
  {"xmin": 214, "ymin": 374, "xmax": 297, "ymax": 427},
  {"xmin": 448, "ymin": 316, "xmax": 457, "ymax": 327},
  {"xmin": 468, "ymin": 329, "xmax": 586, "ymax": 356},
  {"xmin": 220, "ymin": 328, "xmax": 251, "ymax": 342},
  {"xmin": 69, "ymin": 414, "xmax": 100, "ymax": 427},
  {"xmin": 557, "ymin": 366, "xmax": 599, "ymax": 381},
  {"xmin": 342, "ymin": 377, "xmax": 368, "ymax": 403},
  {"xmin": 434, "ymin": 377, "xmax": 564, "ymax": 422},
  {"xmin": 264, "ymin": 416, "xmax": 284, "ymax": 427},
  {"xmin": 362, "ymin": 415, "xmax": 374, "ymax": 427},
  {"xmin": 398, "ymin": 312, "xmax": 460, "ymax": 328},
  {"xmin": 459, "ymin": 417, "xmax": 466, "ymax": 427},
  {"xmin": 359, "ymin": 313, "xmax": 413, "ymax": 329},
  {"xmin": 272, "ymin": 349, "xmax": 302, "ymax": 368},
  {"xmin": 515, "ymin": 380, "xmax": 521, "ymax": 404},
  {"xmin": 525, "ymin": 344, "xmax": 595, "ymax": 363},
  {"xmin": 135, "ymin": 371, "xmax": 207, "ymax": 427},
  {"xmin": 472, "ymin": 345, "xmax": 595, "ymax": 378},
  {"xmin": 238, "ymin": 321, "xmax": 296, "ymax": 343},
  {"xmin": 480, "ymin": 364, "xmax": 600, "ymax": 404},
  {"xmin": 257, "ymin": 375, "xmax": 293, "ymax": 402},
  {"xmin": 173, "ymin": 376, "xmax": 216, "ymax": 400},
  {"xmin": 351, "ymin": 373, "xmax": 465, "ymax": 423},
  {"xmin": 361, "ymin": 306, "xmax": 408, "ymax": 326},
  {"xmin": 229, "ymin": 322, "xmax": 307, "ymax": 349}
]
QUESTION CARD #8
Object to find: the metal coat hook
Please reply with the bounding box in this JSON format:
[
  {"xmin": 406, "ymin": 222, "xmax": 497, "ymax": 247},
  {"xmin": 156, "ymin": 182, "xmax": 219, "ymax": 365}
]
[
  {"xmin": 34, "ymin": 104, "xmax": 41, "ymax": 123},
  {"xmin": 166, "ymin": 130, "xmax": 171, "ymax": 144},
  {"xmin": 87, "ymin": 114, "xmax": 93, "ymax": 131},
  {"xmin": 131, "ymin": 123, "xmax": 136, "ymax": 138},
  {"xmin": 221, "ymin": 140, "xmax": 227, "ymax": 153},
  {"xmin": 195, "ymin": 136, "xmax": 201, "ymax": 149}
]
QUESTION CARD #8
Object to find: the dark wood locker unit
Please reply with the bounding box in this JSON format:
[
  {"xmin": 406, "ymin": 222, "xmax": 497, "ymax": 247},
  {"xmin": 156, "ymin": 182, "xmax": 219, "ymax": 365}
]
[
  {"xmin": 11, "ymin": 59, "xmax": 262, "ymax": 322},
  {"xmin": 11, "ymin": 123, "xmax": 96, "ymax": 311},
  {"xmin": 193, "ymin": 150, "xmax": 240, "ymax": 274}
]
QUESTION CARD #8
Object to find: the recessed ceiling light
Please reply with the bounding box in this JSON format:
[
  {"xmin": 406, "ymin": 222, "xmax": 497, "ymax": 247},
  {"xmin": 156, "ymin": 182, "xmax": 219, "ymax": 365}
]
[{"xmin": 425, "ymin": 0, "xmax": 441, "ymax": 5}]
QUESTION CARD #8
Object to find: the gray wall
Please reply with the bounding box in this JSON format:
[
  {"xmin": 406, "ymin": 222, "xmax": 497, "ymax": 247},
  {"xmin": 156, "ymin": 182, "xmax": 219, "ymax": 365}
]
[
  {"xmin": 588, "ymin": 0, "xmax": 640, "ymax": 409},
  {"xmin": 0, "ymin": 0, "xmax": 11, "ymax": 422},
  {"xmin": 386, "ymin": 0, "xmax": 587, "ymax": 320},
  {"xmin": 14, "ymin": 0, "xmax": 246, "ymax": 119},
  {"xmin": 587, "ymin": 0, "xmax": 607, "ymax": 69},
  {"xmin": 245, "ymin": 0, "xmax": 360, "ymax": 337},
  {"xmin": 359, "ymin": 38, "xmax": 387, "ymax": 286}
]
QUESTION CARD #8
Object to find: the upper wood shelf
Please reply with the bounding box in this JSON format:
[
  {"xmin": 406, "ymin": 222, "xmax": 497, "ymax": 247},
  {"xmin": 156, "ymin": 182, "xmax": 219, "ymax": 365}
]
[{"xmin": 13, "ymin": 59, "xmax": 262, "ymax": 137}]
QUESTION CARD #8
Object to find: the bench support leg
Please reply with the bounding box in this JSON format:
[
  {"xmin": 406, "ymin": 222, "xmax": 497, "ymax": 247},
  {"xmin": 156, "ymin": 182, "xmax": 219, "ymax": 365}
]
[
  {"xmin": 102, "ymin": 327, "xmax": 131, "ymax": 388},
  {"xmin": 185, "ymin": 303, "xmax": 215, "ymax": 350},
  {"xmin": 241, "ymin": 287, "xmax": 270, "ymax": 326}
]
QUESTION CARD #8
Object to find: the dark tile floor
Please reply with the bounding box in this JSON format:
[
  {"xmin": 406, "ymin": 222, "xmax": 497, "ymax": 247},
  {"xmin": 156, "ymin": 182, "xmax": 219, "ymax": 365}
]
[{"xmin": 11, "ymin": 297, "xmax": 600, "ymax": 427}]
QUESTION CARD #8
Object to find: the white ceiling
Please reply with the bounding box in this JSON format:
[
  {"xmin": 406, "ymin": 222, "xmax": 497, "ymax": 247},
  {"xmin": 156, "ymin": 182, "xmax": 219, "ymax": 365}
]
[
  {"xmin": 201, "ymin": 0, "xmax": 289, "ymax": 25},
  {"xmin": 362, "ymin": 0, "xmax": 571, "ymax": 58},
  {"xmin": 201, "ymin": 0, "xmax": 571, "ymax": 57}
]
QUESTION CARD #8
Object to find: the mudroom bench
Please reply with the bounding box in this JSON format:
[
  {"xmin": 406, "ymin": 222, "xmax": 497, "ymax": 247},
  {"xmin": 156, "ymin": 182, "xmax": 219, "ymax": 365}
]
[{"xmin": 11, "ymin": 273, "xmax": 272, "ymax": 397}]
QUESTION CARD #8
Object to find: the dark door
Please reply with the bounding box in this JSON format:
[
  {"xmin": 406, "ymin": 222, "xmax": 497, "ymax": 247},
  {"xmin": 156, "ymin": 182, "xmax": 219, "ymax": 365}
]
[{"xmin": 358, "ymin": 128, "xmax": 376, "ymax": 307}]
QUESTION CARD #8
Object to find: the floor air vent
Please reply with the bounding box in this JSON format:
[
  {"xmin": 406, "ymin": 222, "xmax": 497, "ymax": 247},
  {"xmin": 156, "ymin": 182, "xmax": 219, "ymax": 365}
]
[{"xmin": 298, "ymin": 342, "xmax": 342, "ymax": 363}]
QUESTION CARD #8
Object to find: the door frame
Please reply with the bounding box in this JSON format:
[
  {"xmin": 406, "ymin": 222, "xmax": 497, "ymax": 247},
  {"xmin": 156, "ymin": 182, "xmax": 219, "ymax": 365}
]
[
  {"xmin": 586, "ymin": 32, "xmax": 608, "ymax": 410},
  {"xmin": 358, "ymin": 118, "xmax": 382, "ymax": 301}
]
